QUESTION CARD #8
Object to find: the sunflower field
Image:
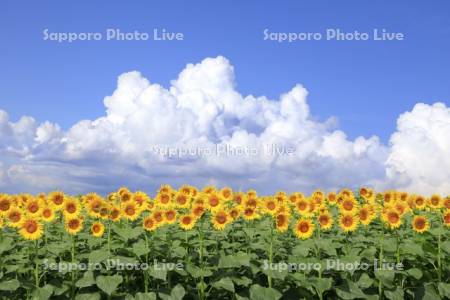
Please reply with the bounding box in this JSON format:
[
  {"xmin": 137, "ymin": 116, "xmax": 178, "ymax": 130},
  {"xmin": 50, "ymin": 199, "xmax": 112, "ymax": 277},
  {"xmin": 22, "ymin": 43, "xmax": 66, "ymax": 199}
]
[{"xmin": 0, "ymin": 186, "xmax": 449, "ymax": 300}]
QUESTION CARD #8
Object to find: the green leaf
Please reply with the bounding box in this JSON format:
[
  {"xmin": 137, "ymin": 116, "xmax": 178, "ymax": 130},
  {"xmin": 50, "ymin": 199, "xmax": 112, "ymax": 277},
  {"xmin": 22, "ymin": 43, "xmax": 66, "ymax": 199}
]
[
  {"xmin": 212, "ymin": 277, "xmax": 235, "ymax": 292},
  {"xmin": 384, "ymin": 287, "xmax": 404, "ymax": 300},
  {"xmin": 172, "ymin": 246, "xmax": 187, "ymax": 258},
  {"xmin": 310, "ymin": 277, "xmax": 332, "ymax": 296},
  {"xmin": 31, "ymin": 284, "xmax": 54, "ymax": 300},
  {"xmin": 88, "ymin": 249, "xmax": 110, "ymax": 265},
  {"xmin": 429, "ymin": 227, "xmax": 446, "ymax": 236},
  {"xmin": 114, "ymin": 225, "xmax": 143, "ymax": 241},
  {"xmin": 406, "ymin": 268, "xmax": 422, "ymax": 280},
  {"xmin": 414, "ymin": 284, "xmax": 440, "ymax": 300},
  {"xmin": 357, "ymin": 273, "xmax": 373, "ymax": 289},
  {"xmin": 438, "ymin": 283, "xmax": 450, "ymax": 299},
  {"xmin": 0, "ymin": 278, "xmax": 20, "ymax": 291},
  {"xmin": 442, "ymin": 241, "xmax": 450, "ymax": 254},
  {"xmin": 382, "ymin": 238, "xmax": 397, "ymax": 252},
  {"xmin": 375, "ymin": 270, "xmax": 395, "ymax": 287},
  {"xmin": 218, "ymin": 252, "xmax": 251, "ymax": 268},
  {"xmin": 402, "ymin": 241, "xmax": 424, "ymax": 256},
  {"xmin": 170, "ymin": 284, "xmax": 186, "ymax": 300},
  {"xmin": 336, "ymin": 280, "xmax": 367, "ymax": 299},
  {"xmin": 186, "ymin": 265, "xmax": 212, "ymax": 278},
  {"xmin": 76, "ymin": 271, "xmax": 96, "ymax": 288},
  {"xmin": 96, "ymin": 275, "xmax": 123, "ymax": 296},
  {"xmin": 132, "ymin": 240, "xmax": 150, "ymax": 257},
  {"xmin": 75, "ymin": 293, "xmax": 101, "ymax": 300},
  {"xmin": 232, "ymin": 276, "xmax": 253, "ymax": 287},
  {"xmin": 0, "ymin": 237, "xmax": 14, "ymax": 254},
  {"xmin": 249, "ymin": 284, "xmax": 281, "ymax": 300},
  {"xmin": 148, "ymin": 266, "xmax": 167, "ymax": 281},
  {"xmin": 135, "ymin": 292, "xmax": 157, "ymax": 300},
  {"xmin": 292, "ymin": 244, "xmax": 310, "ymax": 257}
]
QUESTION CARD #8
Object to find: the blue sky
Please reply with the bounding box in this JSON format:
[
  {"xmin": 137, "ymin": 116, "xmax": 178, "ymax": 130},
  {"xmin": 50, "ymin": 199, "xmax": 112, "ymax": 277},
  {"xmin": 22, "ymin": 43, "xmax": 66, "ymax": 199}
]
[
  {"xmin": 1, "ymin": 0, "xmax": 449, "ymax": 143},
  {"xmin": 0, "ymin": 1, "xmax": 449, "ymax": 195}
]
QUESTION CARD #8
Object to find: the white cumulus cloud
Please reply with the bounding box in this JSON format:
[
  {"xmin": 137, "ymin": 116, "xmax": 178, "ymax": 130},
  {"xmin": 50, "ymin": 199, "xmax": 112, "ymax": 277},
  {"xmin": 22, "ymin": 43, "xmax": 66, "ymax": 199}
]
[{"xmin": 0, "ymin": 56, "xmax": 448, "ymax": 195}]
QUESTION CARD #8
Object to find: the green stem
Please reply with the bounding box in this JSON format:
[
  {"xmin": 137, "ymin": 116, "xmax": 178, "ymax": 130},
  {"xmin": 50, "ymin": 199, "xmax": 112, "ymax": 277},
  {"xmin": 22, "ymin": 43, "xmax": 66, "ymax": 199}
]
[
  {"xmin": 166, "ymin": 229, "xmax": 172, "ymax": 289},
  {"xmin": 438, "ymin": 231, "xmax": 442, "ymax": 282},
  {"xmin": 34, "ymin": 240, "xmax": 40, "ymax": 288},
  {"xmin": 268, "ymin": 220, "xmax": 274, "ymax": 288},
  {"xmin": 71, "ymin": 235, "xmax": 76, "ymax": 300},
  {"xmin": 198, "ymin": 220, "xmax": 206, "ymax": 300},
  {"xmin": 107, "ymin": 219, "xmax": 112, "ymax": 255},
  {"xmin": 144, "ymin": 232, "xmax": 149, "ymax": 293},
  {"xmin": 378, "ymin": 228, "xmax": 384, "ymax": 300}
]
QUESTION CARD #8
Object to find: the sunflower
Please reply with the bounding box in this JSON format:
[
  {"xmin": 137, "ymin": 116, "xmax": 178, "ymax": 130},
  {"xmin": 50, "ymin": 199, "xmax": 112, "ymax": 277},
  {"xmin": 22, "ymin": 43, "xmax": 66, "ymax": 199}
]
[
  {"xmin": 262, "ymin": 197, "xmax": 278, "ymax": 216},
  {"xmin": 294, "ymin": 218, "xmax": 315, "ymax": 239},
  {"xmin": 179, "ymin": 214, "xmax": 196, "ymax": 230},
  {"xmin": 41, "ymin": 206, "xmax": 56, "ymax": 223},
  {"xmin": 24, "ymin": 198, "xmax": 43, "ymax": 217},
  {"xmin": 326, "ymin": 192, "xmax": 337, "ymax": 205},
  {"xmin": 121, "ymin": 201, "xmax": 140, "ymax": 221},
  {"xmin": 338, "ymin": 188, "xmax": 354, "ymax": 199},
  {"xmin": 85, "ymin": 197, "xmax": 104, "ymax": 218},
  {"xmin": 399, "ymin": 192, "xmax": 408, "ymax": 202},
  {"xmin": 358, "ymin": 205, "xmax": 374, "ymax": 226},
  {"xmin": 98, "ymin": 205, "xmax": 110, "ymax": 220},
  {"xmin": 339, "ymin": 213, "xmax": 359, "ymax": 233},
  {"xmin": 206, "ymin": 193, "xmax": 223, "ymax": 211},
  {"xmin": 133, "ymin": 191, "xmax": 150, "ymax": 208},
  {"xmin": 428, "ymin": 195, "xmax": 442, "ymax": 209},
  {"xmin": 229, "ymin": 207, "xmax": 241, "ymax": 220},
  {"xmin": 243, "ymin": 197, "xmax": 259, "ymax": 210},
  {"xmin": 63, "ymin": 198, "xmax": 81, "ymax": 218},
  {"xmin": 359, "ymin": 187, "xmax": 369, "ymax": 198},
  {"xmin": 339, "ymin": 197, "xmax": 359, "ymax": 214},
  {"xmin": 152, "ymin": 210, "xmax": 165, "ymax": 225},
  {"xmin": 412, "ymin": 215, "xmax": 430, "ymax": 233},
  {"xmin": 155, "ymin": 193, "xmax": 172, "ymax": 208},
  {"xmin": 233, "ymin": 192, "xmax": 246, "ymax": 206},
  {"xmin": 317, "ymin": 211, "xmax": 333, "ymax": 230},
  {"xmin": 383, "ymin": 191, "xmax": 394, "ymax": 204},
  {"xmin": 118, "ymin": 187, "xmax": 132, "ymax": 203},
  {"xmin": 247, "ymin": 189, "xmax": 258, "ymax": 199},
  {"xmin": 275, "ymin": 191, "xmax": 287, "ymax": 204},
  {"xmin": 413, "ymin": 195, "xmax": 427, "ymax": 210},
  {"xmin": 443, "ymin": 197, "xmax": 450, "ymax": 210},
  {"xmin": 295, "ymin": 198, "xmax": 310, "ymax": 216},
  {"xmin": 91, "ymin": 222, "xmax": 105, "ymax": 237},
  {"xmin": 394, "ymin": 201, "xmax": 408, "ymax": 216},
  {"xmin": 219, "ymin": 187, "xmax": 233, "ymax": 202},
  {"xmin": 174, "ymin": 192, "xmax": 190, "ymax": 209},
  {"xmin": 164, "ymin": 209, "xmax": 178, "ymax": 224},
  {"xmin": 443, "ymin": 210, "xmax": 450, "ymax": 227},
  {"xmin": 6, "ymin": 207, "xmax": 24, "ymax": 228},
  {"xmin": 0, "ymin": 195, "xmax": 12, "ymax": 215},
  {"xmin": 211, "ymin": 210, "xmax": 231, "ymax": 231},
  {"xmin": 143, "ymin": 216, "xmax": 157, "ymax": 231},
  {"xmin": 0, "ymin": 217, "xmax": 4, "ymax": 229},
  {"xmin": 109, "ymin": 206, "xmax": 121, "ymax": 222},
  {"xmin": 48, "ymin": 191, "xmax": 65, "ymax": 210},
  {"xmin": 275, "ymin": 213, "xmax": 290, "ymax": 233},
  {"xmin": 383, "ymin": 209, "xmax": 402, "ymax": 229},
  {"xmin": 158, "ymin": 184, "xmax": 173, "ymax": 195},
  {"xmin": 19, "ymin": 218, "xmax": 43, "ymax": 240},
  {"xmin": 202, "ymin": 186, "xmax": 217, "ymax": 195},
  {"xmin": 179, "ymin": 185, "xmax": 193, "ymax": 196},
  {"xmin": 65, "ymin": 217, "xmax": 83, "ymax": 235},
  {"xmin": 242, "ymin": 207, "xmax": 259, "ymax": 221},
  {"xmin": 288, "ymin": 193, "xmax": 299, "ymax": 205},
  {"xmin": 191, "ymin": 205, "xmax": 206, "ymax": 219}
]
